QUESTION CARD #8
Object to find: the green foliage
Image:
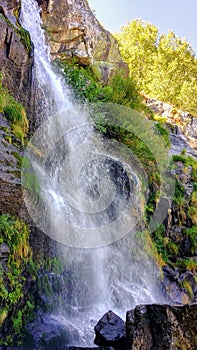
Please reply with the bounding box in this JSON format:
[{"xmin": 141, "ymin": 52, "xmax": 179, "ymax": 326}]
[
  {"xmin": 148, "ymin": 157, "xmax": 197, "ymax": 269},
  {"xmin": 107, "ymin": 73, "xmax": 143, "ymax": 110},
  {"xmin": 13, "ymin": 310, "xmax": 23, "ymax": 336},
  {"xmin": 17, "ymin": 26, "xmax": 31, "ymax": 52},
  {"xmin": 154, "ymin": 122, "xmax": 170, "ymax": 147},
  {"xmin": 0, "ymin": 214, "xmax": 35, "ymax": 346},
  {"xmin": 184, "ymin": 226, "xmax": 197, "ymax": 255},
  {"xmin": 114, "ymin": 19, "xmax": 158, "ymax": 92},
  {"xmin": 0, "ymin": 74, "xmax": 28, "ymax": 145},
  {"xmin": 61, "ymin": 60, "xmax": 149, "ymax": 113},
  {"xmin": 176, "ymin": 258, "xmax": 197, "ymax": 272},
  {"xmin": 62, "ymin": 60, "xmax": 104, "ymax": 102},
  {"xmin": 3, "ymin": 105, "xmax": 23, "ymax": 123},
  {"xmin": 173, "ymin": 179, "xmax": 185, "ymax": 206},
  {"xmin": 115, "ymin": 19, "xmax": 197, "ymax": 116}
]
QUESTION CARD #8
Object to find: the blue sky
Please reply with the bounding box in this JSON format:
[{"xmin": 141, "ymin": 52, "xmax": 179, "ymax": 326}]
[{"xmin": 88, "ymin": 0, "xmax": 197, "ymax": 55}]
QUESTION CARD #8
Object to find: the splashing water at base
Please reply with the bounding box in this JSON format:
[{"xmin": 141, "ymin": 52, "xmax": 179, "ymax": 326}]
[{"xmin": 20, "ymin": 0, "xmax": 168, "ymax": 346}]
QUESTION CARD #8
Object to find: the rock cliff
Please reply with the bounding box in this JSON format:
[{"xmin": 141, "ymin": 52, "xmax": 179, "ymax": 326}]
[
  {"xmin": 36, "ymin": 0, "xmax": 128, "ymax": 82},
  {"xmin": 0, "ymin": 0, "xmax": 34, "ymax": 119},
  {"xmin": 126, "ymin": 304, "xmax": 197, "ymax": 350}
]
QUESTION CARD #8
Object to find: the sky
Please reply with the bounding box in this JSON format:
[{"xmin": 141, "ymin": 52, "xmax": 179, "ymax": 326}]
[{"xmin": 88, "ymin": 0, "xmax": 197, "ymax": 55}]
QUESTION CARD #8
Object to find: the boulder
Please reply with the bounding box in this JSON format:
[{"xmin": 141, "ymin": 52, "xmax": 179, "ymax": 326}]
[
  {"xmin": 94, "ymin": 310, "xmax": 126, "ymax": 350},
  {"xmin": 126, "ymin": 303, "xmax": 197, "ymax": 350}
]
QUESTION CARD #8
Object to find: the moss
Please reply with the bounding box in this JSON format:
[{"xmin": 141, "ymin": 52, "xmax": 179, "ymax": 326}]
[{"xmin": 17, "ymin": 25, "xmax": 32, "ymax": 53}]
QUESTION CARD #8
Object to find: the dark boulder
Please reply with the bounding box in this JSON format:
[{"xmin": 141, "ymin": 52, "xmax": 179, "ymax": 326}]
[{"xmin": 94, "ymin": 310, "xmax": 126, "ymax": 350}]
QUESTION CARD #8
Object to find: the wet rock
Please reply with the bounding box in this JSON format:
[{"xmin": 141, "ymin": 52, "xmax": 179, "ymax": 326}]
[
  {"xmin": 126, "ymin": 303, "xmax": 197, "ymax": 350},
  {"xmin": 0, "ymin": 114, "xmax": 28, "ymax": 219},
  {"xmin": 26, "ymin": 314, "xmax": 81, "ymax": 350},
  {"xmin": 36, "ymin": 0, "xmax": 128, "ymax": 83},
  {"xmin": 94, "ymin": 310, "xmax": 126, "ymax": 350}
]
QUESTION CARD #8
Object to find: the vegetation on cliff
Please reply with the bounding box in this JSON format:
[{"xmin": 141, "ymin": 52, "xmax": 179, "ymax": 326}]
[
  {"xmin": 0, "ymin": 214, "xmax": 34, "ymax": 346},
  {"xmin": 0, "ymin": 74, "xmax": 28, "ymax": 145},
  {"xmin": 114, "ymin": 19, "xmax": 197, "ymax": 116}
]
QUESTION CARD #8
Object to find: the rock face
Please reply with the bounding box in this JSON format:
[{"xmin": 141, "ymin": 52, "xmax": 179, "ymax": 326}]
[
  {"xmin": 0, "ymin": 2, "xmax": 34, "ymax": 118},
  {"xmin": 0, "ymin": 114, "xmax": 28, "ymax": 218},
  {"xmin": 126, "ymin": 304, "xmax": 197, "ymax": 350},
  {"xmin": 0, "ymin": 0, "xmax": 18, "ymax": 23},
  {"xmin": 144, "ymin": 96, "xmax": 197, "ymax": 157},
  {"xmin": 36, "ymin": 0, "xmax": 128, "ymax": 82},
  {"xmin": 94, "ymin": 310, "xmax": 126, "ymax": 350},
  {"xmin": 162, "ymin": 265, "xmax": 197, "ymax": 305}
]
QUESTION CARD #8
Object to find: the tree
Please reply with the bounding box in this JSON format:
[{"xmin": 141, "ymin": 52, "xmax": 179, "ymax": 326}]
[
  {"xmin": 114, "ymin": 19, "xmax": 158, "ymax": 93},
  {"xmin": 115, "ymin": 20, "xmax": 197, "ymax": 116}
]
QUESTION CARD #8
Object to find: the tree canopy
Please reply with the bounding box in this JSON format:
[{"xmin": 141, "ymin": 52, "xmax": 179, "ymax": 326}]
[{"xmin": 114, "ymin": 19, "xmax": 197, "ymax": 116}]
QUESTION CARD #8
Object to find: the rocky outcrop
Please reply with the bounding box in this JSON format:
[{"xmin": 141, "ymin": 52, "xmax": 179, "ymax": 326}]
[
  {"xmin": 162, "ymin": 265, "xmax": 197, "ymax": 304},
  {"xmin": 126, "ymin": 304, "xmax": 197, "ymax": 350},
  {"xmin": 144, "ymin": 96, "xmax": 197, "ymax": 157},
  {"xmin": 95, "ymin": 305, "xmax": 197, "ymax": 350},
  {"xmin": 0, "ymin": 2, "xmax": 34, "ymax": 118},
  {"xmin": 36, "ymin": 0, "xmax": 128, "ymax": 82}
]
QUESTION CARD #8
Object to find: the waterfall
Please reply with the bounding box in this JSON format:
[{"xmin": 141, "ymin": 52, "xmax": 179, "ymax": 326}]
[{"xmin": 20, "ymin": 0, "xmax": 167, "ymax": 346}]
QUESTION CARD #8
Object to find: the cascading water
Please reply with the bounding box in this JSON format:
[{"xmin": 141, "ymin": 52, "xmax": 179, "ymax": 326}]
[{"xmin": 20, "ymin": 0, "xmax": 168, "ymax": 346}]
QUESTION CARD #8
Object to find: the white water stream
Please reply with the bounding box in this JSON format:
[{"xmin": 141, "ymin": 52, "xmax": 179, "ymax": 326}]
[{"xmin": 20, "ymin": 0, "xmax": 166, "ymax": 346}]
